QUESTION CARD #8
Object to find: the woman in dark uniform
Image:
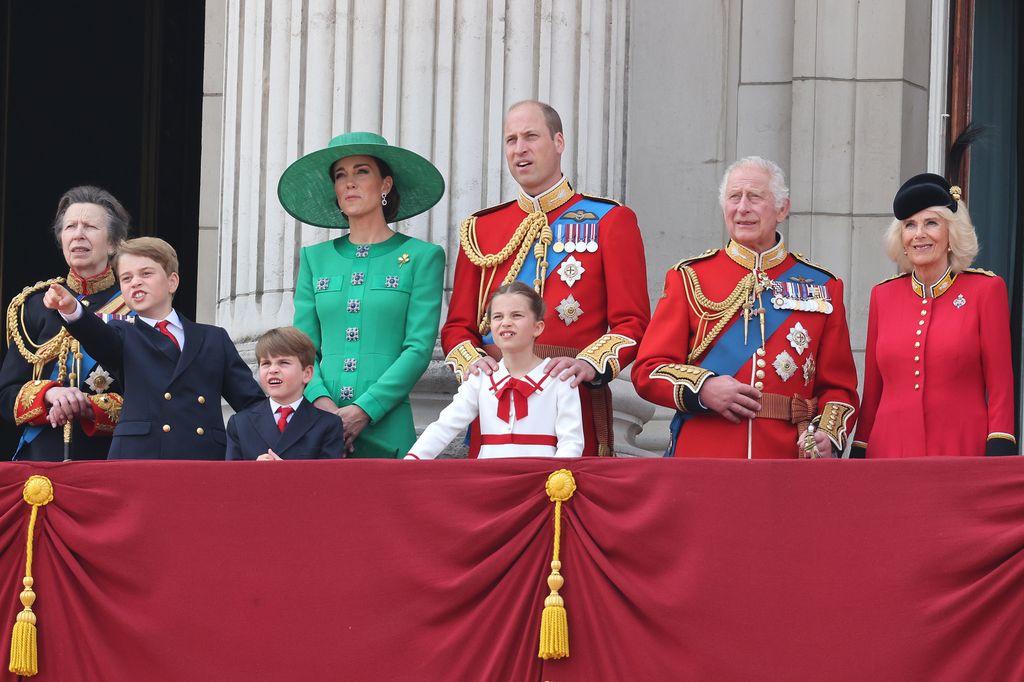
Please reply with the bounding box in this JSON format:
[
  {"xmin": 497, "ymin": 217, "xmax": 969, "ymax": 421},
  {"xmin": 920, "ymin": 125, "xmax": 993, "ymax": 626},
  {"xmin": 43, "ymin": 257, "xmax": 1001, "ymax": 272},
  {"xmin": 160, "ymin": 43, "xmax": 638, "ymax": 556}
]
[{"xmin": 0, "ymin": 186, "xmax": 132, "ymax": 460}]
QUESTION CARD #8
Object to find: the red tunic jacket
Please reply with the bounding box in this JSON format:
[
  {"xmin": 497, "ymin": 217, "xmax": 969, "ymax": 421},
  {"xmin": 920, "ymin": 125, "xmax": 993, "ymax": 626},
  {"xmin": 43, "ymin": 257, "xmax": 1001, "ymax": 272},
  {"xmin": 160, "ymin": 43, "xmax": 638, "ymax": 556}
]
[
  {"xmin": 442, "ymin": 178, "xmax": 650, "ymax": 455},
  {"xmin": 634, "ymin": 238, "xmax": 859, "ymax": 458},
  {"xmin": 852, "ymin": 269, "xmax": 1016, "ymax": 457}
]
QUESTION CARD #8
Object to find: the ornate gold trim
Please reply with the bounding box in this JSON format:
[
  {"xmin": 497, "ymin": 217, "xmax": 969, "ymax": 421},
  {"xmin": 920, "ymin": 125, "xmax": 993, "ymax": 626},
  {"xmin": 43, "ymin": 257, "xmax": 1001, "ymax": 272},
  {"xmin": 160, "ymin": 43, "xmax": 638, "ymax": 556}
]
[
  {"xmin": 817, "ymin": 401, "xmax": 855, "ymax": 451},
  {"xmin": 791, "ymin": 251, "xmax": 838, "ymax": 279},
  {"xmin": 681, "ymin": 268, "xmax": 754, "ymax": 363},
  {"xmin": 725, "ymin": 238, "xmax": 787, "ymax": 271},
  {"xmin": 14, "ymin": 380, "xmax": 54, "ymax": 426},
  {"xmin": 964, "ymin": 267, "xmax": 996, "ymax": 277},
  {"xmin": 671, "ymin": 249, "xmax": 718, "ymax": 272},
  {"xmin": 445, "ymin": 341, "xmax": 486, "ymax": 383},
  {"xmin": 911, "ymin": 267, "xmax": 956, "ymax": 299},
  {"xmin": 576, "ymin": 334, "xmax": 637, "ymax": 379},
  {"xmin": 87, "ymin": 393, "xmax": 123, "ymax": 433},
  {"xmin": 66, "ymin": 266, "xmax": 115, "ymax": 295},
  {"xmin": 650, "ymin": 364, "xmax": 713, "ymax": 412},
  {"xmin": 516, "ymin": 176, "xmax": 574, "ymax": 214}
]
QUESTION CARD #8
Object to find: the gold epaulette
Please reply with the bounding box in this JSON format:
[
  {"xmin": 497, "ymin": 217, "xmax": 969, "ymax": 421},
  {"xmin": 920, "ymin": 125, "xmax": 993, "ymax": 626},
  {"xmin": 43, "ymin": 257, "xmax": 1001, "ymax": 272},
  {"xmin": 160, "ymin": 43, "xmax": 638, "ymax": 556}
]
[
  {"xmin": 578, "ymin": 192, "xmax": 621, "ymax": 207},
  {"xmin": 792, "ymin": 252, "xmax": 839, "ymax": 280},
  {"xmin": 963, "ymin": 267, "xmax": 996, "ymax": 277},
  {"xmin": 671, "ymin": 249, "xmax": 718, "ymax": 272},
  {"xmin": 877, "ymin": 272, "xmax": 910, "ymax": 285},
  {"xmin": 471, "ymin": 200, "xmax": 516, "ymax": 219}
]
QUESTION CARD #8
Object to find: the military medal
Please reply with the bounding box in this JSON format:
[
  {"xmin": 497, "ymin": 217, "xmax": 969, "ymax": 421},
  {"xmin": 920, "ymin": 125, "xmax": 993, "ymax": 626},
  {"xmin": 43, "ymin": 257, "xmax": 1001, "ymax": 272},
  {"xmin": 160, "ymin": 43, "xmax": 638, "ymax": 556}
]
[
  {"xmin": 553, "ymin": 223, "xmax": 565, "ymax": 253},
  {"xmin": 574, "ymin": 224, "xmax": 587, "ymax": 252},
  {"xmin": 586, "ymin": 223, "xmax": 599, "ymax": 252},
  {"xmin": 564, "ymin": 224, "xmax": 576, "ymax": 253},
  {"xmin": 773, "ymin": 350, "xmax": 797, "ymax": 382}
]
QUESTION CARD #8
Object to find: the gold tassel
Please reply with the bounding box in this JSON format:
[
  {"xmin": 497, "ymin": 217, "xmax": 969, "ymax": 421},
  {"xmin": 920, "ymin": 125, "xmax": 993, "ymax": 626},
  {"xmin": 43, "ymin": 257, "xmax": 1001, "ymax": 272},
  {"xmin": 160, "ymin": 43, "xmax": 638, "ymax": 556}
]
[
  {"xmin": 538, "ymin": 469, "xmax": 576, "ymax": 660},
  {"xmin": 8, "ymin": 475, "xmax": 53, "ymax": 677}
]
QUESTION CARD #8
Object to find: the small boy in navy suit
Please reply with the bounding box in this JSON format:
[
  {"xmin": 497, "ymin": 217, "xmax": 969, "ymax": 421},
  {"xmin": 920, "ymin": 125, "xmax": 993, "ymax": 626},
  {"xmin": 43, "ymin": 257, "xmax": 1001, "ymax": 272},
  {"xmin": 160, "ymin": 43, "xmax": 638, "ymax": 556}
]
[
  {"xmin": 44, "ymin": 237, "xmax": 265, "ymax": 459},
  {"xmin": 226, "ymin": 326, "xmax": 344, "ymax": 460}
]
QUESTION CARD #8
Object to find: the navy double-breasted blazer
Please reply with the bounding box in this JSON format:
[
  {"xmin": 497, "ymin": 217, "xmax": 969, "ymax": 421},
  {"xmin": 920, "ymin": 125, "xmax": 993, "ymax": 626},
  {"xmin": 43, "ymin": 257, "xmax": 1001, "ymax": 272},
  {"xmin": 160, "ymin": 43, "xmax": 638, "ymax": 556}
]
[
  {"xmin": 66, "ymin": 308, "xmax": 264, "ymax": 459},
  {"xmin": 225, "ymin": 398, "xmax": 344, "ymax": 460}
]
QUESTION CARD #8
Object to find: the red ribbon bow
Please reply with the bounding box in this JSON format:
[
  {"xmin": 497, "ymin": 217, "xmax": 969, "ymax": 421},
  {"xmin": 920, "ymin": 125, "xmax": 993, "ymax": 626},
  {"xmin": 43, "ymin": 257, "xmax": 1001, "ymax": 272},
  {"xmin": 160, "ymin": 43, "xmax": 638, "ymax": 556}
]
[{"xmin": 494, "ymin": 377, "xmax": 539, "ymax": 424}]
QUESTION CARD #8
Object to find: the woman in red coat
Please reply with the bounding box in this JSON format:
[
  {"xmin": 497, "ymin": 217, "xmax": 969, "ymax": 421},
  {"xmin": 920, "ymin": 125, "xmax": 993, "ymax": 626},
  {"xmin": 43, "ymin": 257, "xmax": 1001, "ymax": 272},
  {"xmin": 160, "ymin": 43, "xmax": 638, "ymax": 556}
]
[{"xmin": 851, "ymin": 173, "xmax": 1016, "ymax": 457}]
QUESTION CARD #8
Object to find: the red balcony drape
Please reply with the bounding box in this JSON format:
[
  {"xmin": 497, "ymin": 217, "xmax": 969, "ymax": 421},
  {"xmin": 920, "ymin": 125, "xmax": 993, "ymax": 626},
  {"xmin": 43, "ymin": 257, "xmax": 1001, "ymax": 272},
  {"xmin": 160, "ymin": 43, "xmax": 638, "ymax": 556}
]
[{"xmin": 2, "ymin": 458, "xmax": 1022, "ymax": 681}]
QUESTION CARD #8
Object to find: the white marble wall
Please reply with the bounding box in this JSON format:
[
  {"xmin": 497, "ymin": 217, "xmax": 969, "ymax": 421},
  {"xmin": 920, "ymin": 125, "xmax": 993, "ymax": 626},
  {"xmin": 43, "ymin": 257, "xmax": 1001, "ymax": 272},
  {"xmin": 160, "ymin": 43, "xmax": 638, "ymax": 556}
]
[{"xmin": 206, "ymin": 0, "xmax": 936, "ymax": 455}]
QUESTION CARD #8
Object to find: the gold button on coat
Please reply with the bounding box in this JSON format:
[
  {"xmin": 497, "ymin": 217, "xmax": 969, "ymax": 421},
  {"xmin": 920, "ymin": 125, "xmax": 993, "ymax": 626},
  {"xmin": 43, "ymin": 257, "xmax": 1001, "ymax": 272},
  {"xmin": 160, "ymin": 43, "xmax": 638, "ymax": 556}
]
[
  {"xmin": 197, "ymin": 396, "xmax": 206, "ymax": 404},
  {"xmin": 196, "ymin": 427, "xmax": 205, "ymax": 436},
  {"xmin": 164, "ymin": 392, "xmax": 172, "ymax": 400},
  {"xmin": 162, "ymin": 424, "xmax": 171, "ymax": 433}
]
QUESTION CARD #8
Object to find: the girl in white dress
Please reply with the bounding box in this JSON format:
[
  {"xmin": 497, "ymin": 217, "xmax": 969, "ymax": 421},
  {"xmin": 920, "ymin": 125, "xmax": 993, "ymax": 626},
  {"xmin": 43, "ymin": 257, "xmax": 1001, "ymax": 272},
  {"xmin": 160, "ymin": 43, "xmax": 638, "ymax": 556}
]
[{"xmin": 406, "ymin": 282, "xmax": 583, "ymax": 459}]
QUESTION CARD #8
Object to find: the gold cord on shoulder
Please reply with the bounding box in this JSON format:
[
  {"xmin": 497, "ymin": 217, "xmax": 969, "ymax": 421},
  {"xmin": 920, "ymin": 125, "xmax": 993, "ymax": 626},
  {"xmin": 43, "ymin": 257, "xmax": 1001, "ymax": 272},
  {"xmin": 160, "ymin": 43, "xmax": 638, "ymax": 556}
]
[
  {"xmin": 460, "ymin": 211, "xmax": 552, "ymax": 334},
  {"xmin": 682, "ymin": 268, "xmax": 753, "ymax": 363},
  {"xmin": 6, "ymin": 278, "xmax": 72, "ymax": 382}
]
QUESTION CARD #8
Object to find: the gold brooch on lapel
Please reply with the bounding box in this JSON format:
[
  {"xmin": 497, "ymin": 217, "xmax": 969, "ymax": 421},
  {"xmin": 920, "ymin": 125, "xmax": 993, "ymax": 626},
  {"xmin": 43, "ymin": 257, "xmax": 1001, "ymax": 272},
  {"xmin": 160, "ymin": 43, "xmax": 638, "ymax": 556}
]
[{"xmin": 398, "ymin": 253, "xmax": 410, "ymax": 267}]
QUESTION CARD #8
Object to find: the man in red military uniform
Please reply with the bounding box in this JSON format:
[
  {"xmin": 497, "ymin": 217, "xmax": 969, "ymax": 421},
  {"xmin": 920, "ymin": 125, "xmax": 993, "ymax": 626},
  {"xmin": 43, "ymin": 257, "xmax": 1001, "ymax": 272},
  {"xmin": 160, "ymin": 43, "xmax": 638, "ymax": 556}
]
[
  {"xmin": 634, "ymin": 157, "xmax": 859, "ymax": 458},
  {"xmin": 442, "ymin": 100, "xmax": 650, "ymax": 456}
]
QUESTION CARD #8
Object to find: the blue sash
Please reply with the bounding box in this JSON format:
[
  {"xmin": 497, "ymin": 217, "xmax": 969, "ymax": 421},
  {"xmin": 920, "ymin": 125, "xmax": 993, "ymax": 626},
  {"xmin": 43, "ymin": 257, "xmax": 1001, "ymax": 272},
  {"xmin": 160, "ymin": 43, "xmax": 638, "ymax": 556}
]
[
  {"xmin": 482, "ymin": 197, "xmax": 614, "ymax": 344},
  {"xmin": 15, "ymin": 290, "xmax": 131, "ymax": 457},
  {"xmin": 665, "ymin": 259, "xmax": 829, "ymax": 456}
]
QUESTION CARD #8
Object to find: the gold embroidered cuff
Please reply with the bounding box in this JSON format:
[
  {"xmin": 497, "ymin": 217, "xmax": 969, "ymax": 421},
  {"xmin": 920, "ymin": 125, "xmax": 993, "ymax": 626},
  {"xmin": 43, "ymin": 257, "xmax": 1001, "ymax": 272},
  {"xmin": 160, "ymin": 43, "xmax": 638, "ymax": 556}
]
[
  {"xmin": 649, "ymin": 364, "xmax": 713, "ymax": 412},
  {"xmin": 576, "ymin": 334, "xmax": 637, "ymax": 380},
  {"xmin": 817, "ymin": 401, "xmax": 855, "ymax": 451},
  {"xmin": 14, "ymin": 379, "xmax": 57, "ymax": 426},
  {"xmin": 445, "ymin": 341, "xmax": 486, "ymax": 383},
  {"xmin": 83, "ymin": 393, "xmax": 123, "ymax": 435}
]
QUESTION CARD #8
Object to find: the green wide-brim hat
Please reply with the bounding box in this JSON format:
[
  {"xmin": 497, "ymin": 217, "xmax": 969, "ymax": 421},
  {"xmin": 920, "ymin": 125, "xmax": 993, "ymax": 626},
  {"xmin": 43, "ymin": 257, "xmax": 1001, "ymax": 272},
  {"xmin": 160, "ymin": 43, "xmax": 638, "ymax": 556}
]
[{"xmin": 277, "ymin": 131, "xmax": 445, "ymax": 228}]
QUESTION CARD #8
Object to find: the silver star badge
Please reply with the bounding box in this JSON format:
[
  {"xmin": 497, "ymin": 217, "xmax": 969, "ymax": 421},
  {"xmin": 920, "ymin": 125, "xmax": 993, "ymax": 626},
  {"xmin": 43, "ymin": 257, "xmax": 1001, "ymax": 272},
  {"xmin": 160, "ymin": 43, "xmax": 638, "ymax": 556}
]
[
  {"xmin": 787, "ymin": 322, "xmax": 811, "ymax": 356},
  {"xmin": 556, "ymin": 294, "xmax": 583, "ymax": 326},
  {"xmin": 773, "ymin": 350, "xmax": 798, "ymax": 382},
  {"xmin": 557, "ymin": 255, "xmax": 585, "ymax": 287}
]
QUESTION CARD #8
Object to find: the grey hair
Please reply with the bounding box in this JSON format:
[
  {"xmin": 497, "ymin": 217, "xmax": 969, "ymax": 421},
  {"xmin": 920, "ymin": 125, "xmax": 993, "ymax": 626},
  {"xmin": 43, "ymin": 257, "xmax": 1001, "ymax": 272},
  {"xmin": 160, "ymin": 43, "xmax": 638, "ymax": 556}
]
[
  {"xmin": 718, "ymin": 156, "xmax": 790, "ymax": 210},
  {"xmin": 884, "ymin": 201, "xmax": 979, "ymax": 274},
  {"xmin": 51, "ymin": 185, "xmax": 131, "ymax": 251}
]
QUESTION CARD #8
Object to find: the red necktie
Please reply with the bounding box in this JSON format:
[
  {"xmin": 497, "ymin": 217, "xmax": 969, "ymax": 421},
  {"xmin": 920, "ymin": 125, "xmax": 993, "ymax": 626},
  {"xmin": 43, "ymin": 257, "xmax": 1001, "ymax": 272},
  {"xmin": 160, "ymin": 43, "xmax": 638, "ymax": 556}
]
[
  {"xmin": 155, "ymin": 320, "xmax": 180, "ymax": 350},
  {"xmin": 276, "ymin": 406, "xmax": 294, "ymax": 432},
  {"xmin": 494, "ymin": 377, "xmax": 539, "ymax": 423}
]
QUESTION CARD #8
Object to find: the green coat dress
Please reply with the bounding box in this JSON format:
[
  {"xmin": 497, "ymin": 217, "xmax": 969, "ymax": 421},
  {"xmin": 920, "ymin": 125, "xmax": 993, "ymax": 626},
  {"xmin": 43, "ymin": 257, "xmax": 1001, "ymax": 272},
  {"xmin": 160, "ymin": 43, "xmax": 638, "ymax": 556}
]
[{"xmin": 293, "ymin": 233, "xmax": 445, "ymax": 457}]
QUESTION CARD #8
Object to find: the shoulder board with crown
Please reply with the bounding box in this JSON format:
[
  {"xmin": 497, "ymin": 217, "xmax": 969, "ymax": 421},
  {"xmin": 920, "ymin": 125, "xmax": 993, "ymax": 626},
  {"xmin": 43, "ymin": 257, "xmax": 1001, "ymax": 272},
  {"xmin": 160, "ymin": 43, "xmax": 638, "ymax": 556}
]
[
  {"xmin": 671, "ymin": 249, "xmax": 719, "ymax": 272},
  {"xmin": 877, "ymin": 272, "xmax": 910, "ymax": 285},
  {"xmin": 791, "ymin": 252, "xmax": 838, "ymax": 280},
  {"xmin": 471, "ymin": 200, "xmax": 516, "ymax": 218},
  {"xmin": 963, "ymin": 267, "xmax": 996, "ymax": 277},
  {"xmin": 579, "ymin": 193, "xmax": 621, "ymax": 207}
]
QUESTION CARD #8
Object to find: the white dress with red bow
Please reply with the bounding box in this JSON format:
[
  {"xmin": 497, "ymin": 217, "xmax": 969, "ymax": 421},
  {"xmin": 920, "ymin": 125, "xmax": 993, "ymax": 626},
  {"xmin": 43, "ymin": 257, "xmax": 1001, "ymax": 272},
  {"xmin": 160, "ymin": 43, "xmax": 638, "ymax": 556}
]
[{"xmin": 406, "ymin": 358, "xmax": 584, "ymax": 459}]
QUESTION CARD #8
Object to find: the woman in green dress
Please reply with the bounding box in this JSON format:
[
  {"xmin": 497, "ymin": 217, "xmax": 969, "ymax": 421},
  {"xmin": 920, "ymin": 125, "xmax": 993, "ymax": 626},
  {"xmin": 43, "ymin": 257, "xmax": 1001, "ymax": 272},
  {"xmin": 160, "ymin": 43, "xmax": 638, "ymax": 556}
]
[{"xmin": 278, "ymin": 132, "xmax": 445, "ymax": 457}]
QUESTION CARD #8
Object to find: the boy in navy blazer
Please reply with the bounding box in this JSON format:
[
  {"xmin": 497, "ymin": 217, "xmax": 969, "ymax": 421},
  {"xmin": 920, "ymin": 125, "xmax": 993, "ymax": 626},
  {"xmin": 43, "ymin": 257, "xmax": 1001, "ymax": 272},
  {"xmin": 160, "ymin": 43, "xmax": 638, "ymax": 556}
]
[
  {"xmin": 226, "ymin": 326, "xmax": 344, "ymax": 460},
  {"xmin": 44, "ymin": 237, "xmax": 265, "ymax": 459}
]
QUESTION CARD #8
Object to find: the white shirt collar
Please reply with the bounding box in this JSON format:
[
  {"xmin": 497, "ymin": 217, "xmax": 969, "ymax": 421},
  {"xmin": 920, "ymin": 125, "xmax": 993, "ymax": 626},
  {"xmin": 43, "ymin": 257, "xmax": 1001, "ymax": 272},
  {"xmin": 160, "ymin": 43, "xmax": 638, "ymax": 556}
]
[
  {"xmin": 269, "ymin": 397, "xmax": 304, "ymax": 415},
  {"xmin": 138, "ymin": 309, "xmax": 182, "ymax": 329}
]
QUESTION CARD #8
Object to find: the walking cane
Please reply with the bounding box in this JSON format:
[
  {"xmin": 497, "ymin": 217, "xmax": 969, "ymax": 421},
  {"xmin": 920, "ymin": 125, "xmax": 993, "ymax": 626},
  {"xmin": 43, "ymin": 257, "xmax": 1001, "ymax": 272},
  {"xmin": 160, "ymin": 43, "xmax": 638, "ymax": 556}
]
[{"xmin": 62, "ymin": 340, "xmax": 82, "ymax": 462}]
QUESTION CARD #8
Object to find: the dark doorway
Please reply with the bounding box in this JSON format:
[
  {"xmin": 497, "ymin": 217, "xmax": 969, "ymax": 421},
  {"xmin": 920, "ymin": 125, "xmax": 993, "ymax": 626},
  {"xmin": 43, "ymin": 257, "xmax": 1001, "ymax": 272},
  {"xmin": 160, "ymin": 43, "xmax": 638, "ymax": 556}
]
[{"xmin": 0, "ymin": 0, "xmax": 206, "ymax": 454}]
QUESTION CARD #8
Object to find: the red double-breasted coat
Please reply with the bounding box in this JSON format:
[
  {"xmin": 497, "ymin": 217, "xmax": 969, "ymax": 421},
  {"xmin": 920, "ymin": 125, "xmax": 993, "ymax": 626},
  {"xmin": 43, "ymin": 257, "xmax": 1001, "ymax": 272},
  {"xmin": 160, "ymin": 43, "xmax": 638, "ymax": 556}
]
[
  {"xmin": 442, "ymin": 178, "xmax": 650, "ymax": 456},
  {"xmin": 852, "ymin": 269, "xmax": 1016, "ymax": 457},
  {"xmin": 633, "ymin": 238, "xmax": 860, "ymax": 458}
]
